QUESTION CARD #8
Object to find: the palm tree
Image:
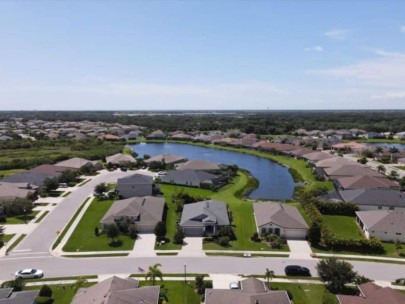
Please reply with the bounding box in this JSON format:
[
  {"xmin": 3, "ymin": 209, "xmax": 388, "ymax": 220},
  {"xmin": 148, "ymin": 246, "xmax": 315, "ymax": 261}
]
[
  {"xmin": 145, "ymin": 263, "xmax": 163, "ymax": 286},
  {"xmin": 72, "ymin": 276, "xmax": 88, "ymax": 292},
  {"xmin": 375, "ymin": 146, "xmax": 383, "ymax": 159},
  {"xmin": 264, "ymin": 268, "xmax": 275, "ymax": 288},
  {"xmin": 389, "ymin": 147, "xmax": 399, "ymax": 162}
]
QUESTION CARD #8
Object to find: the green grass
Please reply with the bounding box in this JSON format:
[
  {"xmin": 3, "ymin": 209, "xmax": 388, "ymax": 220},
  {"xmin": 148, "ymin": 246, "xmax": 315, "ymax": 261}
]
[
  {"xmin": 34, "ymin": 202, "xmax": 49, "ymax": 206},
  {"xmin": 34, "ymin": 211, "xmax": 49, "ymax": 223},
  {"xmin": 0, "ymin": 169, "xmax": 26, "ymax": 177},
  {"xmin": 139, "ymin": 281, "xmax": 201, "ymax": 304},
  {"xmin": 7, "ymin": 234, "xmax": 26, "ymax": 253},
  {"xmin": 270, "ymin": 282, "xmax": 330, "ymax": 304},
  {"xmin": 4, "ymin": 211, "xmax": 40, "ymax": 224},
  {"xmin": 24, "ymin": 275, "xmax": 98, "ymax": 282},
  {"xmin": 156, "ymin": 252, "xmax": 178, "ymax": 256},
  {"xmin": 355, "ymin": 138, "xmax": 405, "ymax": 143},
  {"xmin": 52, "ymin": 197, "xmax": 90, "ymax": 250},
  {"xmin": 158, "ymin": 184, "xmax": 212, "ymax": 250},
  {"xmin": 206, "ymin": 252, "xmax": 289, "ymax": 257},
  {"xmin": 63, "ymin": 198, "xmax": 135, "ymax": 252},
  {"xmin": 3, "ymin": 234, "xmax": 15, "ymax": 243},
  {"xmin": 25, "ymin": 282, "xmax": 95, "ymax": 304},
  {"xmin": 322, "ymin": 215, "xmax": 364, "ymax": 240},
  {"xmin": 63, "ymin": 253, "xmax": 129, "ymax": 258},
  {"xmin": 62, "ymin": 191, "xmax": 72, "ymax": 197},
  {"xmin": 160, "ymin": 171, "xmax": 290, "ymax": 251},
  {"xmin": 77, "ymin": 179, "xmax": 91, "ymax": 186}
]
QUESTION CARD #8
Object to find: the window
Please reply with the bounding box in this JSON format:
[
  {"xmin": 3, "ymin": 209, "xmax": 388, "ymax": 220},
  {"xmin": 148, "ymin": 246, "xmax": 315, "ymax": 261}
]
[
  {"xmin": 261, "ymin": 228, "xmax": 267, "ymax": 234},
  {"xmin": 389, "ymin": 206, "xmax": 395, "ymax": 210}
]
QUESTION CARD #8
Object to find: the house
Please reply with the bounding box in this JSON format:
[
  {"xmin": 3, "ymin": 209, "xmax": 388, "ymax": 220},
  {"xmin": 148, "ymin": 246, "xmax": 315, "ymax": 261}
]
[
  {"xmin": 29, "ymin": 164, "xmax": 71, "ymax": 176},
  {"xmin": 72, "ymin": 276, "xmax": 159, "ymax": 304},
  {"xmin": 0, "ymin": 182, "xmax": 37, "ymax": 203},
  {"xmin": 160, "ymin": 169, "xmax": 227, "ymax": 189},
  {"xmin": 253, "ymin": 202, "xmax": 309, "ymax": 239},
  {"xmin": 176, "ymin": 159, "xmax": 224, "ymax": 172},
  {"xmin": 301, "ymin": 151, "xmax": 336, "ymax": 163},
  {"xmin": 319, "ymin": 189, "xmax": 405, "ymax": 211},
  {"xmin": 331, "ymin": 141, "xmax": 367, "ymax": 153},
  {"xmin": 180, "ymin": 200, "xmax": 230, "ymax": 236},
  {"xmin": 146, "ymin": 129, "xmax": 165, "ymax": 140},
  {"xmin": 55, "ymin": 157, "xmax": 103, "ymax": 171},
  {"xmin": 394, "ymin": 131, "xmax": 405, "ymax": 139},
  {"xmin": 144, "ymin": 153, "xmax": 187, "ymax": 166},
  {"xmin": 322, "ymin": 164, "xmax": 383, "ymax": 180},
  {"xmin": 356, "ymin": 210, "xmax": 405, "ymax": 242},
  {"xmin": 99, "ymin": 134, "xmax": 121, "ymax": 141},
  {"xmin": 100, "ymin": 196, "xmax": 165, "ymax": 232},
  {"xmin": 204, "ymin": 278, "xmax": 291, "ymax": 304},
  {"xmin": 315, "ymin": 157, "xmax": 353, "ymax": 169},
  {"xmin": 0, "ymin": 288, "xmax": 39, "ymax": 304},
  {"xmin": 106, "ymin": 153, "xmax": 136, "ymax": 165},
  {"xmin": 335, "ymin": 175, "xmax": 399, "ymax": 190},
  {"xmin": 337, "ymin": 282, "xmax": 405, "ymax": 304},
  {"xmin": 117, "ymin": 174, "xmax": 156, "ymax": 198}
]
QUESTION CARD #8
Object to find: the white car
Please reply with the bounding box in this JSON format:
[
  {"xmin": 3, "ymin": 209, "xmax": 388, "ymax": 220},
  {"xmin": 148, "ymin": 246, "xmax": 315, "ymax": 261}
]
[
  {"xmin": 229, "ymin": 282, "xmax": 239, "ymax": 289},
  {"xmin": 15, "ymin": 269, "xmax": 44, "ymax": 279}
]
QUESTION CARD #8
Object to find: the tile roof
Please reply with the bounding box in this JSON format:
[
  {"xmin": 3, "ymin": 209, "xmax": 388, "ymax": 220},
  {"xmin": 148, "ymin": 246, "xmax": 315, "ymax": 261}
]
[
  {"xmin": 336, "ymin": 175, "xmax": 399, "ymax": 190},
  {"xmin": 337, "ymin": 282, "xmax": 405, "ymax": 304},
  {"xmin": 144, "ymin": 153, "xmax": 187, "ymax": 164},
  {"xmin": 117, "ymin": 174, "xmax": 153, "ymax": 185},
  {"xmin": 106, "ymin": 153, "xmax": 136, "ymax": 164}
]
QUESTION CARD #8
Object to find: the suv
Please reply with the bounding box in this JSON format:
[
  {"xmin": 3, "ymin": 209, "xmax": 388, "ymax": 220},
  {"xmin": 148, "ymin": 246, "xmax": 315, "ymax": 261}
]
[{"xmin": 284, "ymin": 265, "xmax": 311, "ymax": 276}]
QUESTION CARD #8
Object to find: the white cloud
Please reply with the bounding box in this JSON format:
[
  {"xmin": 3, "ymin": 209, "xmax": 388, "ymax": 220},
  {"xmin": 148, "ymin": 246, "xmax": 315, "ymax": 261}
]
[
  {"xmin": 371, "ymin": 91, "xmax": 405, "ymax": 100},
  {"xmin": 304, "ymin": 46, "xmax": 323, "ymax": 52},
  {"xmin": 400, "ymin": 25, "xmax": 405, "ymax": 33},
  {"xmin": 310, "ymin": 49, "xmax": 405, "ymax": 87},
  {"xmin": 325, "ymin": 29, "xmax": 350, "ymax": 40}
]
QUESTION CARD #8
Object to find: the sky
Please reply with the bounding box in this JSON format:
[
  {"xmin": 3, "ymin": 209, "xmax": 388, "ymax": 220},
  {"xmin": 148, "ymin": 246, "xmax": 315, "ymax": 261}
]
[{"xmin": 0, "ymin": 0, "xmax": 404, "ymax": 110}]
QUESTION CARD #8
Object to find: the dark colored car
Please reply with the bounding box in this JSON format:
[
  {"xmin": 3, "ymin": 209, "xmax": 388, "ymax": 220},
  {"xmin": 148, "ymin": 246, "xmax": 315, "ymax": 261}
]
[{"xmin": 284, "ymin": 265, "xmax": 311, "ymax": 276}]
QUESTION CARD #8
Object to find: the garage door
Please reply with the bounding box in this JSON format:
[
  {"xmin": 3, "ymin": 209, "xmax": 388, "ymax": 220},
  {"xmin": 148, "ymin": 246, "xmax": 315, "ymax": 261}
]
[
  {"xmin": 184, "ymin": 227, "xmax": 203, "ymax": 236},
  {"xmin": 284, "ymin": 229, "xmax": 307, "ymax": 240}
]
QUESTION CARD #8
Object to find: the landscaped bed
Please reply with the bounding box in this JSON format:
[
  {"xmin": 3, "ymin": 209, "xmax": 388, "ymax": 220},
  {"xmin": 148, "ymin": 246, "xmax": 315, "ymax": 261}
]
[{"xmin": 62, "ymin": 198, "xmax": 135, "ymax": 252}]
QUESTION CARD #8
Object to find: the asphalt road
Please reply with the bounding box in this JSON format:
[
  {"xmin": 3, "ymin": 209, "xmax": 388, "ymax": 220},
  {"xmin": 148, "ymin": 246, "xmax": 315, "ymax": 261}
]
[{"xmin": 2, "ymin": 169, "xmax": 405, "ymax": 283}]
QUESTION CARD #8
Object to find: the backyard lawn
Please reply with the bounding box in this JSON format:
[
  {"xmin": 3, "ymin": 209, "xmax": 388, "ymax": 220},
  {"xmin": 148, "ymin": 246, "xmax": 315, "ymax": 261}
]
[
  {"xmin": 322, "ymin": 215, "xmax": 364, "ymax": 240},
  {"xmin": 270, "ymin": 282, "xmax": 332, "ymax": 304},
  {"xmin": 140, "ymin": 281, "xmax": 201, "ymax": 304},
  {"xmin": 63, "ymin": 198, "xmax": 135, "ymax": 252},
  {"xmin": 160, "ymin": 171, "xmax": 289, "ymax": 251},
  {"xmin": 0, "ymin": 169, "xmax": 26, "ymax": 177}
]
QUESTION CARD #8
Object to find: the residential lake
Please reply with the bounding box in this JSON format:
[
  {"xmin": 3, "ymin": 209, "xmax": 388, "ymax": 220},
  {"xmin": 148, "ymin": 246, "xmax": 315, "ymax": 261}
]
[
  {"xmin": 365, "ymin": 143, "xmax": 405, "ymax": 150},
  {"xmin": 131, "ymin": 143, "xmax": 295, "ymax": 200}
]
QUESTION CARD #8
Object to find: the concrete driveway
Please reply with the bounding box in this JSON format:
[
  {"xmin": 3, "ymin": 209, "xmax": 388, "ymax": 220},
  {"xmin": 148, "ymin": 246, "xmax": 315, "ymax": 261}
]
[
  {"xmin": 178, "ymin": 237, "xmax": 205, "ymax": 257},
  {"xmin": 130, "ymin": 234, "xmax": 156, "ymax": 257},
  {"xmin": 287, "ymin": 240, "xmax": 312, "ymax": 259},
  {"xmin": 209, "ymin": 274, "xmax": 243, "ymax": 289}
]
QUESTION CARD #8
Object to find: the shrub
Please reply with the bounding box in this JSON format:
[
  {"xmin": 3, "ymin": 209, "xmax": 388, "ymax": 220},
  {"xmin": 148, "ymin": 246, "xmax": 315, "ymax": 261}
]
[
  {"xmin": 217, "ymin": 226, "xmax": 236, "ymax": 241},
  {"xmin": 314, "ymin": 201, "xmax": 358, "ymax": 216},
  {"xmin": 218, "ymin": 236, "xmax": 230, "ymax": 247},
  {"xmin": 250, "ymin": 232, "xmax": 261, "ymax": 242},
  {"xmin": 128, "ymin": 224, "xmax": 138, "ymax": 239},
  {"xmin": 39, "ymin": 285, "xmax": 53, "ymax": 297},
  {"xmin": 173, "ymin": 227, "xmax": 185, "ymax": 245}
]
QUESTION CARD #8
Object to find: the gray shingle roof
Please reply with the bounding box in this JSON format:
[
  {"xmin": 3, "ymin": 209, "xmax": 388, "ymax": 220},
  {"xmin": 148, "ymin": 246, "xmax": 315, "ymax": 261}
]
[
  {"xmin": 253, "ymin": 202, "xmax": 309, "ymax": 229},
  {"xmin": 55, "ymin": 157, "xmax": 96, "ymax": 169},
  {"xmin": 176, "ymin": 160, "xmax": 223, "ymax": 171},
  {"xmin": 161, "ymin": 169, "xmax": 220, "ymax": 185},
  {"xmin": 100, "ymin": 196, "xmax": 165, "ymax": 226},
  {"xmin": 356, "ymin": 210, "xmax": 405, "ymax": 233},
  {"xmin": 0, "ymin": 290, "xmax": 39, "ymax": 304},
  {"xmin": 324, "ymin": 164, "xmax": 383, "ymax": 178},
  {"xmin": 1, "ymin": 172, "xmax": 55, "ymax": 187},
  {"xmin": 118, "ymin": 174, "xmax": 153, "ymax": 185},
  {"xmin": 180, "ymin": 200, "xmax": 230, "ymax": 227},
  {"xmin": 72, "ymin": 276, "xmax": 159, "ymax": 304}
]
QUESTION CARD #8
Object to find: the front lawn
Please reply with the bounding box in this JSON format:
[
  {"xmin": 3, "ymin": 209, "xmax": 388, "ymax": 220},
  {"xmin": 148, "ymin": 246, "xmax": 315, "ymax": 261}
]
[
  {"xmin": 139, "ymin": 281, "xmax": 201, "ymax": 304},
  {"xmin": 25, "ymin": 283, "xmax": 95, "ymax": 304},
  {"xmin": 158, "ymin": 185, "xmax": 212, "ymax": 250},
  {"xmin": 3, "ymin": 234, "xmax": 15, "ymax": 243},
  {"xmin": 63, "ymin": 198, "xmax": 135, "ymax": 252},
  {"xmin": 270, "ymin": 282, "xmax": 331, "ymax": 304},
  {"xmin": 322, "ymin": 215, "xmax": 364, "ymax": 240},
  {"xmin": 2, "ymin": 211, "xmax": 40, "ymax": 224}
]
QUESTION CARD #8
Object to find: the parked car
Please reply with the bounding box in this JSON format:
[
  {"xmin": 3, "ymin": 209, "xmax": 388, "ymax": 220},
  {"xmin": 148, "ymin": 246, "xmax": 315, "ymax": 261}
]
[
  {"xmin": 284, "ymin": 265, "xmax": 311, "ymax": 276},
  {"xmin": 15, "ymin": 269, "xmax": 44, "ymax": 279},
  {"xmin": 58, "ymin": 183, "xmax": 68, "ymax": 188},
  {"xmin": 229, "ymin": 282, "xmax": 239, "ymax": 289},
  {"xmin": 121, "ymin": 167, "xmax": 127, "ymax": 172}
]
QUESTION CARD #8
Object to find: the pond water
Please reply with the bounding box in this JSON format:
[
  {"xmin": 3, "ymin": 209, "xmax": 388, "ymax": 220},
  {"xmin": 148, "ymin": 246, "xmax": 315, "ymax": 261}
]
[
  {"xmin": 131, "ymin": 143, "xmax": 294, "ymax": 200},
  {"xmin": 365, "ymin": 143, "xmax": 405, "ymax": 150}
]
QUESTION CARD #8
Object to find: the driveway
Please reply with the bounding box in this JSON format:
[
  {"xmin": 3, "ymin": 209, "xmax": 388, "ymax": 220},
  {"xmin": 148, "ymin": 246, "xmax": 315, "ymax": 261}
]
[
  {"xmin": 287, "ymin": 240, "xmax": 312, "ymax": 259},
  {"xmin": 178, "ymin": 237, "xmax": 205, "ymax": 257},
  {"xmin": 209, "ymin": 274, "xmax": 243, "ymax": 289},
  {"xmin": 130, "ymin": 234, "xmax": 156, "ymax": 257}
]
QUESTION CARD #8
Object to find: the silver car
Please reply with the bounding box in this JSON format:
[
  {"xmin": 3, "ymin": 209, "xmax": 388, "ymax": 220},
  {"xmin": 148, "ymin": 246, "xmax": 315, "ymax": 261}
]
[{"xmin": 15, "ymin": 269, "xmax": 44, "ymax": 279}]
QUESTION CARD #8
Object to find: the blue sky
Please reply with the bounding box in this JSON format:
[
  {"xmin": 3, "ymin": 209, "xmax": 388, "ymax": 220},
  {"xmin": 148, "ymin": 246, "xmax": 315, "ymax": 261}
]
[{"xmin": 0, "ymin": 0, "xmax": 404, "ymax": 110}]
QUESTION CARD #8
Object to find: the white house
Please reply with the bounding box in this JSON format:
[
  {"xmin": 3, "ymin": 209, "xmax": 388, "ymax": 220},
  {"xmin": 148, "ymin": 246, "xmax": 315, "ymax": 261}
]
[
  {"xmin": 356, "ymin": 210, "xmax": 405, "ymax": 243},
  {"xmin": 253, "ymin": 202, "xmax": 308, "ymax": 239}
]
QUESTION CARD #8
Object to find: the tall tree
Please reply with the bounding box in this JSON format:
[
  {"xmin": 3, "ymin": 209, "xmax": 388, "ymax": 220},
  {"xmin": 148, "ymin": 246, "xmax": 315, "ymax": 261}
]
[
  {"xmin": 374, "ymin": 146, "xmax": 383, "ymax": 159},
  {"xmin": 389, "ymin": 147, "xmax": 399, "ymax": 162},
  {"xmin": 106, "ymin": 224, "xmax": 120, "ymax": 244},
  {"xmin": 377, "ymin": 165, "xmax": 386, "ymax": 174},
  {"xmin": 264, "ymin": 268, "xmax": 275, "ymax": 288},
  {"xmin": 316, "ymin": 258, "xmax": 357, "ymax": 293},
  {"xmin": 145, "ymin": 263, "xmax": 163, "ymax": 286}
]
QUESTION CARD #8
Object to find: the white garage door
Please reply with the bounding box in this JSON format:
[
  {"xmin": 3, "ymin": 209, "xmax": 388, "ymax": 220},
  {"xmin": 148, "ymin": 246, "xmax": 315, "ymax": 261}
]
[{"xmin": 284, "ymin": 229, "xmax": 307, "ymax": 240}]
